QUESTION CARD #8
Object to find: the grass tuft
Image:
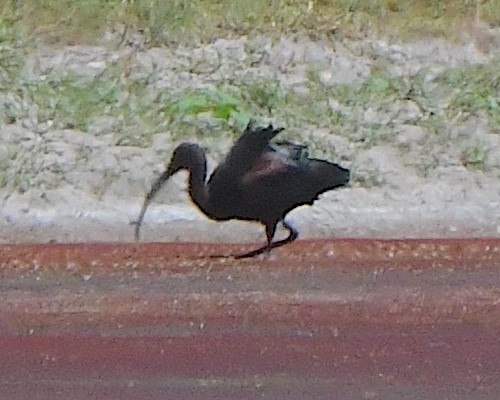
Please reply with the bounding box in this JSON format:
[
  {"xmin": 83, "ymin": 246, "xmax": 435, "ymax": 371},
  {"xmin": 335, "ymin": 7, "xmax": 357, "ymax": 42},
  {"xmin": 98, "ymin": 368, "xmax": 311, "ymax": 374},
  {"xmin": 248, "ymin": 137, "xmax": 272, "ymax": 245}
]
[
  {"xmin": 461, "ymin": 143, "xmax": 488, "ymax": 170},
  {"xmin": 439, "ymin": 61, "xmax": 500, "ymax": 126}
]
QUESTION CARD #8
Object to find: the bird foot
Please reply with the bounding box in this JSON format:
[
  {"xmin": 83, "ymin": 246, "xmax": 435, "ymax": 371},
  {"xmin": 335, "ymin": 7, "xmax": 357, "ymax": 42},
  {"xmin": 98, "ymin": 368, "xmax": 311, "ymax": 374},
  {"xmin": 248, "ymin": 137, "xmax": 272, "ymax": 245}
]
[{"xmin": 233, "ymin": 245, "xmax": 271, "ymax": 259}]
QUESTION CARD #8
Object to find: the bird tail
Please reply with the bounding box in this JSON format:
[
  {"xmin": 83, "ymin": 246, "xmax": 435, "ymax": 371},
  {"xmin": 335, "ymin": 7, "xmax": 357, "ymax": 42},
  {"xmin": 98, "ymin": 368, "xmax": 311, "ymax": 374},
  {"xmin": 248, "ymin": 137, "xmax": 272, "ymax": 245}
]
[{"xmin": 311, "ymin": 159, "xmax": 350, "ymax": 189}]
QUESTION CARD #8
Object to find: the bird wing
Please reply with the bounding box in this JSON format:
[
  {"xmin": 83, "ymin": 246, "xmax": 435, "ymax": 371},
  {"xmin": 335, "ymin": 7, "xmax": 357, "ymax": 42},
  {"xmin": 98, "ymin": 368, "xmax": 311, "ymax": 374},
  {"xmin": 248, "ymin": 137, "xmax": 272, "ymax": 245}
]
[
  {"xmin": 270, "ymin": 141, "xmax": 309, "ymax": 163},
  {"xmin": 221, "ymin": 121, "xmax": 285, "ymax": 176},
  {"xmin": 241, "ymin": 149, "xmax": 290, "ymax": 185},
  {"xmin": 206, "ymin": 121, "xmax": 285, "ymax": 195},
  {"xmin": 240, "ymin": 141, "xmax": 309, "ymax": 185},
  {"xmin": 241, "ymin": 149, "xmax": 347, "ymax": 218}
]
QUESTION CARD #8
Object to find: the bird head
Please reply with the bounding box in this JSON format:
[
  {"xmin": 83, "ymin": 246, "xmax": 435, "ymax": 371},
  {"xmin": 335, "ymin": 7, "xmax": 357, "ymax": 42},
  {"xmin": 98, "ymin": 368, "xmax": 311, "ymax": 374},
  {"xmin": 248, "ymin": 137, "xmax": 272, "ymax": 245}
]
[
  {"xmin": 166, "ymin": 143, "xmax": 205, "ymax": 175},
  {"xmin": 134, "ymin": 142, "xmax": 207, "ymax": 242}
]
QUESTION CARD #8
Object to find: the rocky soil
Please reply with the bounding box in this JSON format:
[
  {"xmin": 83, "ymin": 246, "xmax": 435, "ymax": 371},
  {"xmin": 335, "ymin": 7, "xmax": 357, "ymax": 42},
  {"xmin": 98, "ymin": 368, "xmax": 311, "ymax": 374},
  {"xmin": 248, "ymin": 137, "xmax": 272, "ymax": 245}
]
[{"xmin": 1, "ymin": 31, "xmax": 500, "ymax": 244}]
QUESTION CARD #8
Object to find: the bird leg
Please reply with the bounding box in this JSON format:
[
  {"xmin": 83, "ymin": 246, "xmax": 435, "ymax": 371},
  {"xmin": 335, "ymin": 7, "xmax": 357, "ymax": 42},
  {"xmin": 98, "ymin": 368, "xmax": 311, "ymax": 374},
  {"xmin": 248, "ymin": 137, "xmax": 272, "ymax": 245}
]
[
  {"xmin": 234, "ymin": 220, "xmax": 298, "ymax": 259},
  {"xmin": 268, "ymin": 220, "xmax": 298, "ymax": 250}
]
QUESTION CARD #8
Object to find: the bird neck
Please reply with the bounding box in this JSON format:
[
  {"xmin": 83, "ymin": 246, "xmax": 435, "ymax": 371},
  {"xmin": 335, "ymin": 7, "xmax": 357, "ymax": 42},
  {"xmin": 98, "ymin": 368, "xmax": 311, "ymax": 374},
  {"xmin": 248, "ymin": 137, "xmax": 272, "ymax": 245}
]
[{"xmin": 187, "ymin": 158, "xmax": 209, "ymax": 214}]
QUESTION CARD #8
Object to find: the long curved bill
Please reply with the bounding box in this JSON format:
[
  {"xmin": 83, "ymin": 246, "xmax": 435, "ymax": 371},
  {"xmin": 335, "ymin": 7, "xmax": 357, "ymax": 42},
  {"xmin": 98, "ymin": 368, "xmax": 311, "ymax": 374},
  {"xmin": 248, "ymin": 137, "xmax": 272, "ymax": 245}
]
[{"xmin": 134, "ymin": 166, "xmax": 174, "ymax": 242}]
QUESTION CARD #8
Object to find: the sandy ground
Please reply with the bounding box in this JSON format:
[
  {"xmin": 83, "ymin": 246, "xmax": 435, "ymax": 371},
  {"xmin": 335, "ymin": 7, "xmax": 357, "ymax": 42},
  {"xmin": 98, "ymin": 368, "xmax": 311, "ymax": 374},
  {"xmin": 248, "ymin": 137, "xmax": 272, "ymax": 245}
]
[{"xmin": 1, "ymin": 179, "xmax": 499, "ymax": 244}]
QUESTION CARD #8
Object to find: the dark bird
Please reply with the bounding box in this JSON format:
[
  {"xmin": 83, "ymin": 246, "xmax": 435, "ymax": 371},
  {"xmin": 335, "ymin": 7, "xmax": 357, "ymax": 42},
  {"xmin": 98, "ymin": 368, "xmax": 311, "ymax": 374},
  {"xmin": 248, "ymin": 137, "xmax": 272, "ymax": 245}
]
[{"xmin": 134, "ymin": 121, "xmax": 350, "ymax": 258}]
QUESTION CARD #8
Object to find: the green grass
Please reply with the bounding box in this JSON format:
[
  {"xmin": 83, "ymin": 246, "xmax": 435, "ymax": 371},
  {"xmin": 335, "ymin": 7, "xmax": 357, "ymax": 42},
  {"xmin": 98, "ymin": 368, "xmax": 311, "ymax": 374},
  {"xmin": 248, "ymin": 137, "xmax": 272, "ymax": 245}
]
[
  {"xmin": 439, "ymin": 61, "xmax": 500, "ymax": 126},
  {"xmin": 5, "ymin": 0, "xmax": 498, "ymax": 47},
  {"xmin": 0, "ymin": 145, "xmax": 18, "ymax": 188},
  {"xmin": 166, "ymin": 90, "xmax": 250, "ymax": 129},
  {"xmin": 20, "ymin": 0, "xmax": 120, "ymax": 45},
  {"xmin": 8, "ymin": 67, "xmax": 170, "ymax": 146},
  {"xmin": 2, "ymin": 143, "xmax": 33, "ymax": 193},
  {"xmin": 461, "ymin": 143, "xmax": 489, "ymax": 170},
  {"xmin": 25, "ymin": 75, "xmax": 118, "ymax": 131},
  {"xmin": 240, "ymin": 79, "xmax": 284, "ymax": 116},
  {"xmin": 0, "ymin": 4, "xmax": 24, "ymax": 86}
]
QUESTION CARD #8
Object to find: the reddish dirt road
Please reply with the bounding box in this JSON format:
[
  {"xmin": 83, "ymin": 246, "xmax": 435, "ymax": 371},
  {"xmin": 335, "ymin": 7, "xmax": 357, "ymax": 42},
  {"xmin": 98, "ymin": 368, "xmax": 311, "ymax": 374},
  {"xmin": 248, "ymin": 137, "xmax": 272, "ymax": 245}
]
[{"xmin": 0, "ymin": 239, "xmax": 499, "ymax": 399}]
